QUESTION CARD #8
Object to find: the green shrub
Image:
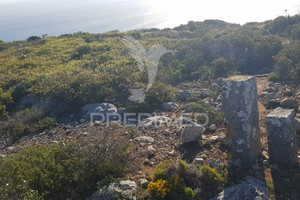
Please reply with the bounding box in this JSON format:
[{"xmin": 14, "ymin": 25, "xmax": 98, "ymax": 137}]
[
  {"xmin": 145, "ymin": 82, "xmax": 177, "ymax": 108},
  {"xmin": 26, "ymin": 36, "xmax": 41, "ymax": 42},
  {"xmin": 184, "ymin": 187, "xmax": 195, "ymax": 198},
  {"xmin": 0, "ymin": 137, "xmax": 128, "ymax": 199},
  {"xmin": 35, "ymin": 117, "xmax": 57, "ymax": 131},
  {"xmin": 149, "ymin": 159, "xmax": 194, "ymax": 200},
  {"xmin": 186, "ymin": 93, "xmax": 201, "ymax": 102},
  {"xmin": 263, "ymin": 101, "xmax": 281, "ymax": 110},
  {"xmin": 200, "ymin": 165, "xmax": 224, "ymax": 186},
  {"xmin": 187, "ymin": 102, "xmax": 224, "ymax": 125},
  {"xmin": 268, "ymin": 72, "xmax": 281, "ymax": 81},
  {"xmin": 71, "ymin": 45, "xmax": 92, "ymax": 59},
  {"xmin": 0, "ymin": 103, "xmax": 7, "ymax": 120},
  {"xmin": 1, "ymin": 108, "xmax": 57, "ymax": 141}
]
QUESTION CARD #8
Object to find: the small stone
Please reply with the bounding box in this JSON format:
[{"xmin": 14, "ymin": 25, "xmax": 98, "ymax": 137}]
[
  {"xmin": 194, "ymin": 157, "xmax": 204, "ymax": 164},
  {"xmin": 163, "ymin": 129, "xmax": 170, "ymax": 136},
  {"xmin": 207, "ymin": 135, "xmax": 219, "ymax": 144},
  {"xmin": 6, "ymin": 146, "xmax": 14, "ymax": 151},
  {"xmin": 133, "ymin": 136, "xmax": 154, "ymax": 144},
  {"xmin": 140, "ymin": 143, "xmax": 147, "ymax": 147},
  {"xmin": 147, "ymin": 146, "xmax": 156, "ymax": 152},
  {"xmin": 209, "ymin": 160, "xmax": 219, "ymax": 169},
  {"xmin": 262, "ymin": 151, "xmax": 269, "ymax": 160},
  {"xmin": 162, "ymin": 102, "xmax": 179, "ymax": 111},
  {"xmin": 83, "ymin": 132, "xmax": 90, "ymax": 136},
  {"xmin": 167, "ymin": 150, "xmax": 175, "ymax": 155},
  {"xmin": 144, "ymin": 158, "xmax": 149, "ymax": 165},
  {"xmin": 137, "ymin": 171, "xmax": 143, "ymax": 175},
  {"xmin": 0, "ymin": 154, "xmax": 6, "ymax": 158},
  {"xmin": 79, "ymin": 119, "xmax": 86, "ymax": 123},
  {"xmin": 209, "ymin": 124, "xmax": 217, "ymax": 131},
  {"xmin": 138, "ymin": 179, "xmax": 149, "ymax": 189},
  {"xmin": 150, "ymin": 162, "xmax": 155, "ymax": 167},
  {"xmin": 200, "ymin": 154, "xmax": 208, "ymax": 159}
]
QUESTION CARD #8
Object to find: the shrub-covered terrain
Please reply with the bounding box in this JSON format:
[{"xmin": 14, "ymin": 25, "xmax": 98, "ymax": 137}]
[
  {"xmin": 0, "ymin": 15, "xmax": 300, "ymax": 117},
  {"xmin": 1, "ymin": 15, "xmax": 300, "ymax": 200},
  {"xmin": 0, "ymin": 136, "xmax": 129, "ymax": 199}
]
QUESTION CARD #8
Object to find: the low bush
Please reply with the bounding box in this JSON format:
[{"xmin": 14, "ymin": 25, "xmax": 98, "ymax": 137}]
[
  {"xmin": 1, "ymin": 107, "xmax": 57, "ymax": 141},
  {"xmin": 149, "ymin": 159, "xmax": 195, "ymax": 200},
  {"xmin": 0, "ymin": 136, "xmax": 129, "ymax": 200},
  {"xmin": 150, "ymin": 160, "xmax": 226, "ymax": 200},
  {"xmin": 263, "ymin": 101, "xmax": 281, "ymax": 110},
  {"xmin": 145, "ymin": 82, "xmax": 177, "ymax": 108},
  {"xmin": 0, "ymin": 103, "xmax": 7, "ymax": 120},
  {"xmin": 35, "ymin": 117, "xmax": 57, "ymax": 131},
  {"xmin": 200, "ymin": 165, "xmax": 224, "ymax": 186},
  {"xmin": 187, "ymin": 102, "xmax": 224, "ymax": 125}
]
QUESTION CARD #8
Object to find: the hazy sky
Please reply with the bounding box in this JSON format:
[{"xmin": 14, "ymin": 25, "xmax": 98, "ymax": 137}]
[{"xmin": 0, "ymin": 0, "xmax": 299, "ymax": 41}]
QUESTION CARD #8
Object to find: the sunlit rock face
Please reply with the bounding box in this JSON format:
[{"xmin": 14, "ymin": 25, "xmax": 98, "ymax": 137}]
[
  {"xmin": 221, "ymin": 75, "xmax": 261, "ymax": 168},
  {"xmin": 266, "ymin": 107, "xmax": 298, "ymax": 168}
]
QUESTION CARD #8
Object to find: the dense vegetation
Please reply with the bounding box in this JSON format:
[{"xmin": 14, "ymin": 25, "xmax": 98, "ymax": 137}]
[
  {"xmin": 0, "ymin": 136, "xmax": 128, "ymax": 199},
  {"xmin": 0, "ymin": 15, "xmax": 300, "ymax": 119},
  {"xmin": 147, "ymin": 159, "xmax": 225, "ymax": 199}
]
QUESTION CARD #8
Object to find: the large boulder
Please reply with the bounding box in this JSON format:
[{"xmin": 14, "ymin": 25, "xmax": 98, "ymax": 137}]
[
  {"xmin": 89, "ymin": 180, "xmax": 137, "ymax": 200},
  {"xmin": 210, "ymin": 176, "xmax": 269, "ymax": 200},
  {"xmin": 81, "ymin": 103, "xmax": 119, "ymax": 121},
  {"xmin": 181, "ymin": 123, "xmax": 205, "ymax": 143}
]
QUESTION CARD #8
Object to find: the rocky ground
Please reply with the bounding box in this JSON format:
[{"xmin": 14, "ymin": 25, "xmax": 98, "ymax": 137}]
[{"xmin": 0, "ymin": 75, "xmax": 300, "ymax": 199}]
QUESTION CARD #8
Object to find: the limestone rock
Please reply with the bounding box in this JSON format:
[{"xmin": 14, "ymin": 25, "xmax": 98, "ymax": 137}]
[
  {"xmin": 210, "ymin": 176, "xmax": 269, "ymax": 200},
  {"xmin": 210, "ymin": 83, "xmax": 221, "ymax": 90},
  {"xmin": 221, "ymin": 75, "xmax": 261, "ymax": 167},
  {"xmin": 133, "ymin": 136, "xmax": 154, "ymax": 144},
  {"xmin": 138, "ymin": 179, "xmax": 149, "ymax": 189},
  {"xmin": 266, "ymin": 107, "xmax": 298, "ymax": 168},
  {"xmin": 280, "ymin": 98, "xmax": 299, "ymax": 110},
  {"xmin": 140, "ymin": 116, "xmax": 171, "ymax": 127},
  {"xmin": 162, "ymin": 102, "xmax": 179, "ymax": 111},
  {"xmin": 265, "ymin": 82, "xmax": 278, "ymax": 93},
  {"xmin": 264, "ymin": 93, "xmax": 280, "ymax": 101},
  {"xmin": 81, "ymin": 103, "xmax": 119, "ymax": 121},
  {"xmin": 176, "ymin": 90, "xmax": 192, "ymax": 100},
  {"xmin": 89, "ymin": 180, "xmax": 137, "ymax": 200},
  {"xmin": 181, "ymin": 123, "xmax": 204, "ymax": 143},
  {"xmin": 194, "ymin": 157, "xmax": 204, "ymax": 164},
  {"xmin": 209, "ymin": 124, "xmax": 217, "ymax": 131}
]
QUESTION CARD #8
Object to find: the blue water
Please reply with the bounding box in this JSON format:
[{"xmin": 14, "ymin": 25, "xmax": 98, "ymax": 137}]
[
  {"xmin": 0, "ymin": 0, "xmax": 164, "ymax": 41},
  {"xmin": 0, "ymin": 0, "xmax": 299, "ymax": 42}
]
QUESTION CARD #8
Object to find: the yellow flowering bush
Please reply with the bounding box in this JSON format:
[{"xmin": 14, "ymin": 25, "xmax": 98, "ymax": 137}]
[
  {"xmin": 148, "ymin": 179, "xmax": 170, "ymax": 199},
  {"xmin": 149, "ymin": 159, "xmax": 195, "ymax": 199},
  {"xmin": 200, "ymin": 165, "xmax": 224, "ymax": 186}
]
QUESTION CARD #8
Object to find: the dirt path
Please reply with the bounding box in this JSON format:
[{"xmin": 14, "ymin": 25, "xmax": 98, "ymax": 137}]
[{"xmin": 256, "ymin": 76, "xmax": 269, "ymax": 148}]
